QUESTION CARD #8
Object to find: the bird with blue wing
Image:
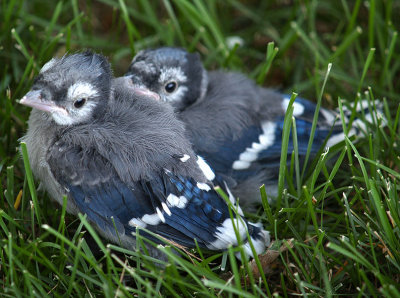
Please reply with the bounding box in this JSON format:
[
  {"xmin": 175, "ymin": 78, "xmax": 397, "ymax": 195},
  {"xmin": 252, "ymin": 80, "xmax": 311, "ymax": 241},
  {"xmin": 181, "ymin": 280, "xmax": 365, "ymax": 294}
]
[
  {"xmin": 19, "ymin": 52, "xmax": 269, "ymax": 260},
  {"xmin": 125, "ymin": 47, "xmax": 385, "ymax": 207}
]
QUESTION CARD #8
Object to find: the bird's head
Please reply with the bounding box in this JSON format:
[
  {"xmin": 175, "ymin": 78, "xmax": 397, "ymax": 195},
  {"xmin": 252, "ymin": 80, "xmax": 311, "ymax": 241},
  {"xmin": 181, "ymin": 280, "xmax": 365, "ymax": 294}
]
[
  {"xmin": 125, "ymin": 47, "xmax": 208, "ymax": 111},
  {"xmin": 20, "ymin": 52, "xmax": 112, "ymax": 126}
]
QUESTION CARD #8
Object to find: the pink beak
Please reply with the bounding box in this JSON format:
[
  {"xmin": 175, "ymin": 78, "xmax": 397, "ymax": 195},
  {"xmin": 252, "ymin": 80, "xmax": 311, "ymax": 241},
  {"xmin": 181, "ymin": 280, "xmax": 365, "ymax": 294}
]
[
  {"xmin": 120, "ymin": 75, "xmax": 161, "ymax": 101},
  {"xmin": 133, "ymin": 87, "xmax": 161, "ymax": 101},
  {"xmin": 19, "ymin": 90, "xmax": 68, "ymax": 116}
]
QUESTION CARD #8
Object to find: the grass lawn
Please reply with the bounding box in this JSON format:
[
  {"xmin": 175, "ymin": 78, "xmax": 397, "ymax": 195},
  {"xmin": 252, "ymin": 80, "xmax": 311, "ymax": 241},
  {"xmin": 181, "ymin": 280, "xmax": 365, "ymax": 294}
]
[{"xmin": 1, "ymin": 0, "xmax": 400, "ymax": 296}]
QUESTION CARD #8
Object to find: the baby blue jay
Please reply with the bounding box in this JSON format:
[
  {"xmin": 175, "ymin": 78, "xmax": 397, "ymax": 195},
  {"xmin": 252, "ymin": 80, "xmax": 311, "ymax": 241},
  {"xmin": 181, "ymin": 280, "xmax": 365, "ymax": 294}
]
[
  {"xmin": 125, "ymin": 47, "xmax": 384, "ymax": 206},
  {"xmin": 20, "ymin": 52, "xmax": 269, "ymax": 259}
]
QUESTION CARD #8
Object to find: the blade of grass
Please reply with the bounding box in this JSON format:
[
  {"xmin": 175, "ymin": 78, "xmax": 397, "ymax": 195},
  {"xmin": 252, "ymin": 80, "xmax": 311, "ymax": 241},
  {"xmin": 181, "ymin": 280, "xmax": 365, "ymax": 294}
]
[
  {"xmin": 20, "ymin": 142, "xmax": 41, "ymax": 225},
  {"xmin": 277, "ymin": 93, "xmax": 296, "ymax": 207}
]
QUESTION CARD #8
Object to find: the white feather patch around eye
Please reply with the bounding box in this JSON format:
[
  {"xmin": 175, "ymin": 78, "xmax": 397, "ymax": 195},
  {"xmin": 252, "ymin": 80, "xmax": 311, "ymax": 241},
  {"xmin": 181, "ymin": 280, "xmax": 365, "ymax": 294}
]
[
  {"xmin": 159, "ymin": 67, "xmax": 187, "ymax": 84},
  {"xmin": 67, "ymin": 82, "xmax": 98, "ymax": 101},
  {"xmin": 51, "ymin": 100, "xmax": 98, "ymax": 126},
  {"xmin": 165, "ymin": 85, "xmax": 188, "ymax": 103},
  {"xmin": 59, "ymin": 82, "xmax": 99, "ymax": 124}
]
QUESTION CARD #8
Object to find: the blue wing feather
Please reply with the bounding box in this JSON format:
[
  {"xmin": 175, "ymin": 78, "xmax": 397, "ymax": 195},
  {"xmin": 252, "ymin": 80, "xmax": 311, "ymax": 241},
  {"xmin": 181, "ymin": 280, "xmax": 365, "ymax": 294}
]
[
  {"xmin": 196, "ymin": 95, "xmax": 343, "ymax": 183},
  {"xmin": 62, "ymin": 166, "xmax": 253, "ymax": 249},
  {"xmin": 196, "ymin": 125, "xmax": 263, "ymax": 175}
]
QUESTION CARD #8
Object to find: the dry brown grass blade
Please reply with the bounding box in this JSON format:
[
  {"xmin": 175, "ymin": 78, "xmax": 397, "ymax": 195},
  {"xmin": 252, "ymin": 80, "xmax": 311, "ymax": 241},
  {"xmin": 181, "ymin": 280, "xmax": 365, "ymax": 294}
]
[{"xmin": 249, "ymin": 238, "xmax": 294, "ymax": 279}]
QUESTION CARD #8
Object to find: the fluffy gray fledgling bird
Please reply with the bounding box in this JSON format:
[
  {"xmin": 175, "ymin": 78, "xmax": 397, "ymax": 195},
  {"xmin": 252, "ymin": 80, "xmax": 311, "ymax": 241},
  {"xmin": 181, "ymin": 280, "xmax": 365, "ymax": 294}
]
[
  {"xmin": 20, "ymin": 52, "xmax": 269, "ymax": 259},
  {"xmin": 125, "ymin": 47, "xmax": 384, "ymax": 207}
]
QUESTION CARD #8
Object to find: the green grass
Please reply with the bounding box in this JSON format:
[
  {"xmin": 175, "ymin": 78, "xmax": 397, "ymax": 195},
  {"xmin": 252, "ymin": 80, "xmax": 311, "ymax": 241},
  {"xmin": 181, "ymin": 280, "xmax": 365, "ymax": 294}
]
[{"xmin": 1, "ymin": 0, "xmax": 400, "ymax": 296}]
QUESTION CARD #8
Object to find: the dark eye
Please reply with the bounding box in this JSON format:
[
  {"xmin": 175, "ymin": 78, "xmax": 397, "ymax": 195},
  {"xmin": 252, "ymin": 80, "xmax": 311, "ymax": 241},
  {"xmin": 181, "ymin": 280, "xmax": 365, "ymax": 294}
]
[
  {"xmin": 74, "ymin": 98, "xmax": 86, "ymax": 108},
  {"xmin": 164, "ymin": 81, "xmax": 177, "ymax": 93}
]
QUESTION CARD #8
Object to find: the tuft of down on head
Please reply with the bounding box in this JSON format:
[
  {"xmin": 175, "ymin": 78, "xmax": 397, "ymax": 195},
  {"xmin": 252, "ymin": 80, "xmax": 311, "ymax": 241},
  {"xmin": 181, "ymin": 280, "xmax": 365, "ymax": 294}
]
[
  {"xmin": 125, "ymin": 47, "xmax": 208, "ymax": 111},
  {"xmin": 20, "ymin": 51, "xmax": 113, "ymax": 126}
]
